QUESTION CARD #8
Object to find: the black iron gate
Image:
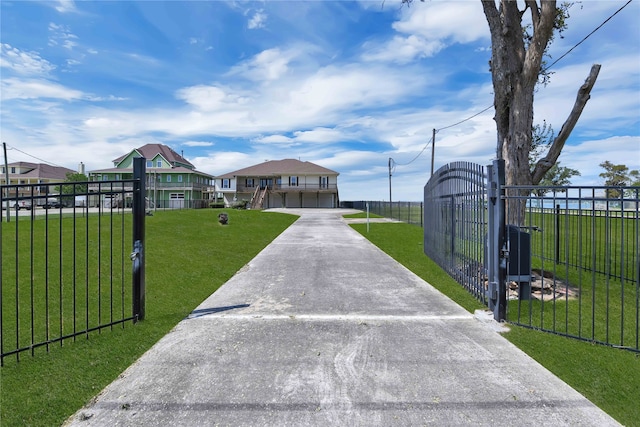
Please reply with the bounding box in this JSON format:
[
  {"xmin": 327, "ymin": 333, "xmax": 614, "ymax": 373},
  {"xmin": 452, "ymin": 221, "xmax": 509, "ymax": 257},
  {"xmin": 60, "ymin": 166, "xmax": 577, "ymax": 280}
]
[
  {"xmin": 424, "ymin": 159, "xmax": 639, "ymax": 352},
  {"xmin": 1, "ymin": 158, "xmax": 146, "ymax": 364}
]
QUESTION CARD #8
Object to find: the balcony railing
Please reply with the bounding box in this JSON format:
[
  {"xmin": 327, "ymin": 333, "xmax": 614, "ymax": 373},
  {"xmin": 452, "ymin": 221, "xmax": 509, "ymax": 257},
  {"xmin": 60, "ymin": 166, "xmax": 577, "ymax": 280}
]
[
  {"xmin": 89, "ymin": 181, "xmax": 209, "ymax": 191},
  {"xmin": 234, "ymin": 183, "xmax": 338, "ymax": 193}
]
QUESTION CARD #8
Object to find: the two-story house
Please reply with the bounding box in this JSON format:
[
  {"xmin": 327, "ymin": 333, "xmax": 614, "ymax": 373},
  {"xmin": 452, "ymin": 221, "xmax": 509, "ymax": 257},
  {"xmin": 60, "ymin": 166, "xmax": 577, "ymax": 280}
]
[
  {"xmin": 215, "ymin": 159, "xmax": 339, "ymax": 209},
  {"xmin": 0, "ymin": 162, "xmax": 76, "ymax": 203},
  {"xmin": 88, "ymin": 143, "xmax": 215, "ymax": 209}
]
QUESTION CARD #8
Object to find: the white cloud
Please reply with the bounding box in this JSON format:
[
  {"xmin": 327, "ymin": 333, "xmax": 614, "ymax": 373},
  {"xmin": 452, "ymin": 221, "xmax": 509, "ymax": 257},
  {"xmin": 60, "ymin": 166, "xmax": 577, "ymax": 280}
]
[
  {"xmin": 561, "ymin": 136, "xmax": 640, "ymax": 185},
  {"xmin": 1, "ymin": 78, "xmax": 84, "ymax": 100},
  {"xmin": 190, "ymin": 151, "xmax": 254, "ymax": 175},
  {"xmin": 393, "ymin": 2, "xmax": 488, "ymax": 43},
  {"xmin": 293, "ymin": 127, "xmax": 345, "ymax": 144},
  {"xmin": 53, "ymin": 0, "xmax": 77, "ymax": 14},
  {"xmin": 48, "ymin": 23, "xmax": 79, "ymax": 50},
  {"xmin": 175, "ymin": 84, "xmax": 250, "ymax": 112},
  {"xmin": 287, "ymin": 64, "xmax": 427, "ymax": 117},
  {"xmin": 362, "ymin": 34, "xmax": 445, "ymax": 63},
  {"xmin": 183, "ymin": 141, "xmax": 215, "ymax": 147},
  {"xmin": 86, "ymin": 94, "xmax": 129, "ymax": 102},
  {"xmin": 363, "ymin": 2, "xmax": 488, "ymax": 64},
  {"xmin": 229, "ymin": 48, "xmax": 292, "ymax": 82},
  {"xmin": 0, "ymin": 44, "xmax": 56, "ymax": 75},
  {"xmin": 253, "ymin": 135, "xmax": 294, "ymax": 145},
  {"xmin": 248, "ymin": 10, "xmax": 267, "ymax": 29}
]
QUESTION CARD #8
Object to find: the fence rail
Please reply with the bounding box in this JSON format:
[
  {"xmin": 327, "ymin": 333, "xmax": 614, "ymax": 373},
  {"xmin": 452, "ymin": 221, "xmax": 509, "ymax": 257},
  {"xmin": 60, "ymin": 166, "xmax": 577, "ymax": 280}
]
[
  {"xmin": 342, "ymin": 201, "xmax": 424, "ymax": 226},
  {"xmin": 504, "ymin": 185, "xmax": 639, "ymax": 352},
  {"xmin": 1, "ymin": 159, "xmax": 147, "ymax": 364}
]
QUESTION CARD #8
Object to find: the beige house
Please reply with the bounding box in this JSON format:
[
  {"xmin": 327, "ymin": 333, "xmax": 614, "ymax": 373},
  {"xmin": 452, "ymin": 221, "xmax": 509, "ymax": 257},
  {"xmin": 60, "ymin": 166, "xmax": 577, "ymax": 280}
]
[
  {"xmin": 0, "ymin": 162, "xmax": 76, "ymax": 201},
  {"xmin": 215, "ymin": 159, "xmax": 339, "ymax": 209}
]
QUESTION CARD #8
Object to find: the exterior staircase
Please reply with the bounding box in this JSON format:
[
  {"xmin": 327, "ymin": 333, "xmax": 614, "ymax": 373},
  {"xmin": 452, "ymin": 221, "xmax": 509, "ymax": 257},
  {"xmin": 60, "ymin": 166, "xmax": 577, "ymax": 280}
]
[{"xmin": 250, "ymin": 187, "xmax": 268, "ymax": 209}]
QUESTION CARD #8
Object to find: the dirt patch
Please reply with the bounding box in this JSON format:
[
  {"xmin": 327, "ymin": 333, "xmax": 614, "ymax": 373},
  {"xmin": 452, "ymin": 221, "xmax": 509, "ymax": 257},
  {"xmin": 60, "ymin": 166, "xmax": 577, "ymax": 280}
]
[{"xmin": 508, "ymin": 269, "xmax": 579, "ymax": 301}]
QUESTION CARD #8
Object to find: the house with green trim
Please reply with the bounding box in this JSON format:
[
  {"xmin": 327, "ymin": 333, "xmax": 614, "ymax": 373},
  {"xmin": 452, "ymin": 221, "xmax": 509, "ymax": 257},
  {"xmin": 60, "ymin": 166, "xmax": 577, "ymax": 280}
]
[{"xmin": 88, "ymin": 144, "xmax": 215, "ymax": 209}]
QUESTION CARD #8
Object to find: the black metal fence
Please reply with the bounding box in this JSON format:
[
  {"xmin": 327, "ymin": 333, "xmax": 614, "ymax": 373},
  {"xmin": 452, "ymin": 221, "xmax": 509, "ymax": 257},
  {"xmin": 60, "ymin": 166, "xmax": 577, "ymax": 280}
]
[
  {"xmin": 1, "ymin": 158, "xmax": 147, "ymax": 364},
  {"xmin": 342, "ymin": 200, "xmax": 424, "ymax": 226},
  {"xmin": 423, "ymin": 162, "xmax": 488, "ymax": 303},
  {"xmin": 503, "ymin": 185, "xmax": 639, "ymax": 352},
  {"xmin": 419, "ymin": 159, "xmax": 639, "ymax": 352}
]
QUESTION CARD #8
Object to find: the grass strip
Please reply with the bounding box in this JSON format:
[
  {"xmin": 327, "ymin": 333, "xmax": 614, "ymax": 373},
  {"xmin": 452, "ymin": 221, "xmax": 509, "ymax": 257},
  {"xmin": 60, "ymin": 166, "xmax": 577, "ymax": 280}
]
[
  {"xmin": 1, "ymin": 209, "xmax": 298, "ymax": 427},
  {"xmin": 350, "ymin": 221, "xmax": 640, "ymax": 427}
]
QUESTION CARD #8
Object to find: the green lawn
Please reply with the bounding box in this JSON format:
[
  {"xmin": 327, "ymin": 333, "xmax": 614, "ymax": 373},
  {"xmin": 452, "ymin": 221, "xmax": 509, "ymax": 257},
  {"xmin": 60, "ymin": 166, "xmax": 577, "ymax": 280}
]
[
  {"xmin": 0, "ymin": 209, "xmax": 298, "ymax": 426},
  {"xmin": 350, "ymin": 220, "xmax": 640, "ymax": 427},
  {"xmin": 2, "ymin": 210, "xmax": 638, "ymax": 426}
]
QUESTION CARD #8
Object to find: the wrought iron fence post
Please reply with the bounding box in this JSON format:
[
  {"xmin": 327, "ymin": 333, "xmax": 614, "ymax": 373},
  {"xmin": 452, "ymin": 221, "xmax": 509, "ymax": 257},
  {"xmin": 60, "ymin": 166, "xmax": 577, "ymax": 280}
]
[
  {"xmin": 555, "ymin": 204, "xmax": 560, "ymax": 263},
  {"xmin": 486, "ymin": 159, "xmax": 506, "ymax": 321},
  {"xmin": 132, "ymin": 157, "xmax": 146, "ymax": 322}
]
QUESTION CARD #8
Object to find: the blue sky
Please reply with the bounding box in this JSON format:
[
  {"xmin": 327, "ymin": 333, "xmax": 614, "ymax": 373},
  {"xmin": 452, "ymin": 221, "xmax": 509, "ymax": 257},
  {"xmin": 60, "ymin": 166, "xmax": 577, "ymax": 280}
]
[{"xmin": 1, "ymin": 0, "xmax": 638, "ymax": 201}]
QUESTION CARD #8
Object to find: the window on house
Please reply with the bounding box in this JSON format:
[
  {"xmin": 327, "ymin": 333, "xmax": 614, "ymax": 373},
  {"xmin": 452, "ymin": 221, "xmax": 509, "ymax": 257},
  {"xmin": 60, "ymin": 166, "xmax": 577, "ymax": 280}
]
[
  {"xmin": 246, "ymin": 178, "xmax": 254, "ymax": 187},
  {"xmin": 167, "ymin": 175, "xmax": 172, "ymax": 183},
  {"xmin": 102, "ymin": 175, "xmax": 109, "ymax": 181},
  {"xmin": 11, "ymin": 167, "xmax": 15, "ymax": 174},
  {"xmin": 156, "ymin": 160, "xmax": 162, "ymax": 168},
  {"xmin": 320, "ymin": 176, "xmax": 328, "ymax": 188},
  {"xmin": 146, "ymin": 160, "xmax": 153, "ymax": 168},
  {"xmin": 289, "ymin": 176, "xmax": 298, "ymax": 186},
  {"xmin": 115, "ymin": 174, "xmax": 120, "ymax": 180},
  {"xmin": 222, "ymin": 179, "xmax": 230, "ymax": 189},
  {"xmin": 178, "ymin": 175, "xmax": 183, "ymax": 183}
]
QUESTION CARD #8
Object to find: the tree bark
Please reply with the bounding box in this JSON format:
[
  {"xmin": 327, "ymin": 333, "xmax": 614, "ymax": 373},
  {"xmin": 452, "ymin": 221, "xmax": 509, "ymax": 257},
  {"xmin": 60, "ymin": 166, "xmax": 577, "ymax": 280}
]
[
  {"xmin": 482, "ymin": 0, "xmax": 557, "ymax": 225},
  {"xmin": 531, "ymin": 64, "xmax": 601, "ymax": 184},
  {"xmin": 482, "ymin": 0, "xmax": 556, "ymax": 183}
]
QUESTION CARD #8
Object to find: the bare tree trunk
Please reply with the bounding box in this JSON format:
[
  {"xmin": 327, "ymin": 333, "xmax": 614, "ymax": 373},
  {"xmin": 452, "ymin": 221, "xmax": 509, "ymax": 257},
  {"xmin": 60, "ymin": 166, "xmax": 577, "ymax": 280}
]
[
  {"xmin": 482, "ymin": 0, "xmax": 557, "ymax": 225},
  {"xmin": 531, "ymin": 64, "xmax": 601, "ymax": 184}
]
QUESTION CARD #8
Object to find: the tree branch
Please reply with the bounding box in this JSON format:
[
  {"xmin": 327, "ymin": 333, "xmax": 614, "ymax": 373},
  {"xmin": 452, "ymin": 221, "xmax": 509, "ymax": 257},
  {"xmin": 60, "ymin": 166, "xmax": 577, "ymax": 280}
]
[
  {"xmin": 523, "ymin": 1, "xmax": 556, "ymax": 84},
  {"xmin": 525, "ymin": 0, "xmax": 540, "ymax": 26},
  {"xmin": 531, "ymin": 64, "xmax": 601, "ymax": 184}
]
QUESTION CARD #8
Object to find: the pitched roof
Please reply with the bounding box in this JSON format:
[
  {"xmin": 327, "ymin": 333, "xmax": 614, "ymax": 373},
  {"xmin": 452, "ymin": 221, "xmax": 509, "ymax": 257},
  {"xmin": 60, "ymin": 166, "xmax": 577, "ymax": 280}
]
[
  {"xmin": 7, "ymin": 162, "xmax": 75, "ymax": 180},
  {"xmin": 113, "ymin": 143, "xmax": 194, "ymax": 168},
  {"xmin": 90, "ymin": 165, "xmax": 214, "ymax": 178},
  {"xmin": 217, "ymin": 159, "xmax": 339, "ymax": 179}
]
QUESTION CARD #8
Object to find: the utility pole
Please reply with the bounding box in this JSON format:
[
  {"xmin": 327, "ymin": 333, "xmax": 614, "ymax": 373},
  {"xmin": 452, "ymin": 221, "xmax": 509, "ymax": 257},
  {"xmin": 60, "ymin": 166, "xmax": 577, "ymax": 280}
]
[
  {"xmin": 388, "ymin": 157, "xmax": 393, "ymax": 218},
  {"xmin": 3, "ymin": 142, "xmax": 10, "ymax": 222},
  {"xmin": 430, "ymin": 128, "xmax": 436, "ymax": 177}
]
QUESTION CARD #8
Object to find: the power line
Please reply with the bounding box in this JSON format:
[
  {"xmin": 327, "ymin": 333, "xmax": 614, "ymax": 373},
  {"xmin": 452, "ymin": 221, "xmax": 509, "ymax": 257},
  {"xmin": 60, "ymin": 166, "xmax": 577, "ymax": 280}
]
[
  {"xmin": 4, "ymin": 144, "xmax": 65, "ymax": 168},
  {"xmin": 436, "ymin": 104, "xmax": 494, "ymax": 133},
  {"xmin": 392, "ymin": 0, "xmax": 634, "ymax": 170},
  {"xmin": 544, "ymin": 0, "xmax": 633, "ymax": 72},
  {"xmin": 391, "ymin": 134, "xmax": 434, "ymax": 168}
]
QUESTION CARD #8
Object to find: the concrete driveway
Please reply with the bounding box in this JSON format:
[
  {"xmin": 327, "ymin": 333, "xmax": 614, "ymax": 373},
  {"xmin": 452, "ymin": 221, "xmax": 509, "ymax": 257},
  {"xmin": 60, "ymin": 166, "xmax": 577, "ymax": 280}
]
[{"xmin": 64, "ymin": 209, "xmax": 619, "ymax": 426}]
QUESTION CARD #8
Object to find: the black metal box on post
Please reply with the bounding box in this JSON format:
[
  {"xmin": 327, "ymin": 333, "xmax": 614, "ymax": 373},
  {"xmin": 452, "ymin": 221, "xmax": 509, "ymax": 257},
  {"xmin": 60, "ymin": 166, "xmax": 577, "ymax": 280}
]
[{"xmin": 506, "ymin": 225, "xmax": 531, "ymax": 300}]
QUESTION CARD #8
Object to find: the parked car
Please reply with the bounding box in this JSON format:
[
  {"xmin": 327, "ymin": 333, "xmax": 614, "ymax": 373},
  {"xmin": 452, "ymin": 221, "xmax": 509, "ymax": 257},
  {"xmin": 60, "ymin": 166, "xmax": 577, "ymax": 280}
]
[
  {"xmin": 2, "ymin": 200, "xmax": 32, "ymax": 210},
  {"xmin": 43, "ymin": 199, "xmax": 63, "ymax": 209}
]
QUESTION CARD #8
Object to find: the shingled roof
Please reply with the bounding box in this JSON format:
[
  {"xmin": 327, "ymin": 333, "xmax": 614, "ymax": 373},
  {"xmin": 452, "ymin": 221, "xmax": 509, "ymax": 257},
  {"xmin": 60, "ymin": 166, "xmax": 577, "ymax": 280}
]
[
  {"xmin": 217, "ymin": 159, "xmax": 339, "ymax": 179},
  {"xmin": 113, "ymin": 143, "xmax": 193, "ymax": 168},
  {"xmin": 6, "ymin": 162, "xmax": 75, "ymax": 180}
]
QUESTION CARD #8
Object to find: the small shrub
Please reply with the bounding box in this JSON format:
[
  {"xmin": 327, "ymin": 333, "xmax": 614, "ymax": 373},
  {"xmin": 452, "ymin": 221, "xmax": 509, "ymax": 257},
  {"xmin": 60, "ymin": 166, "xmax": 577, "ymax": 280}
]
[{"xmin": 231, "ymin": 201, "xmax": 248, "ymax": 210}]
